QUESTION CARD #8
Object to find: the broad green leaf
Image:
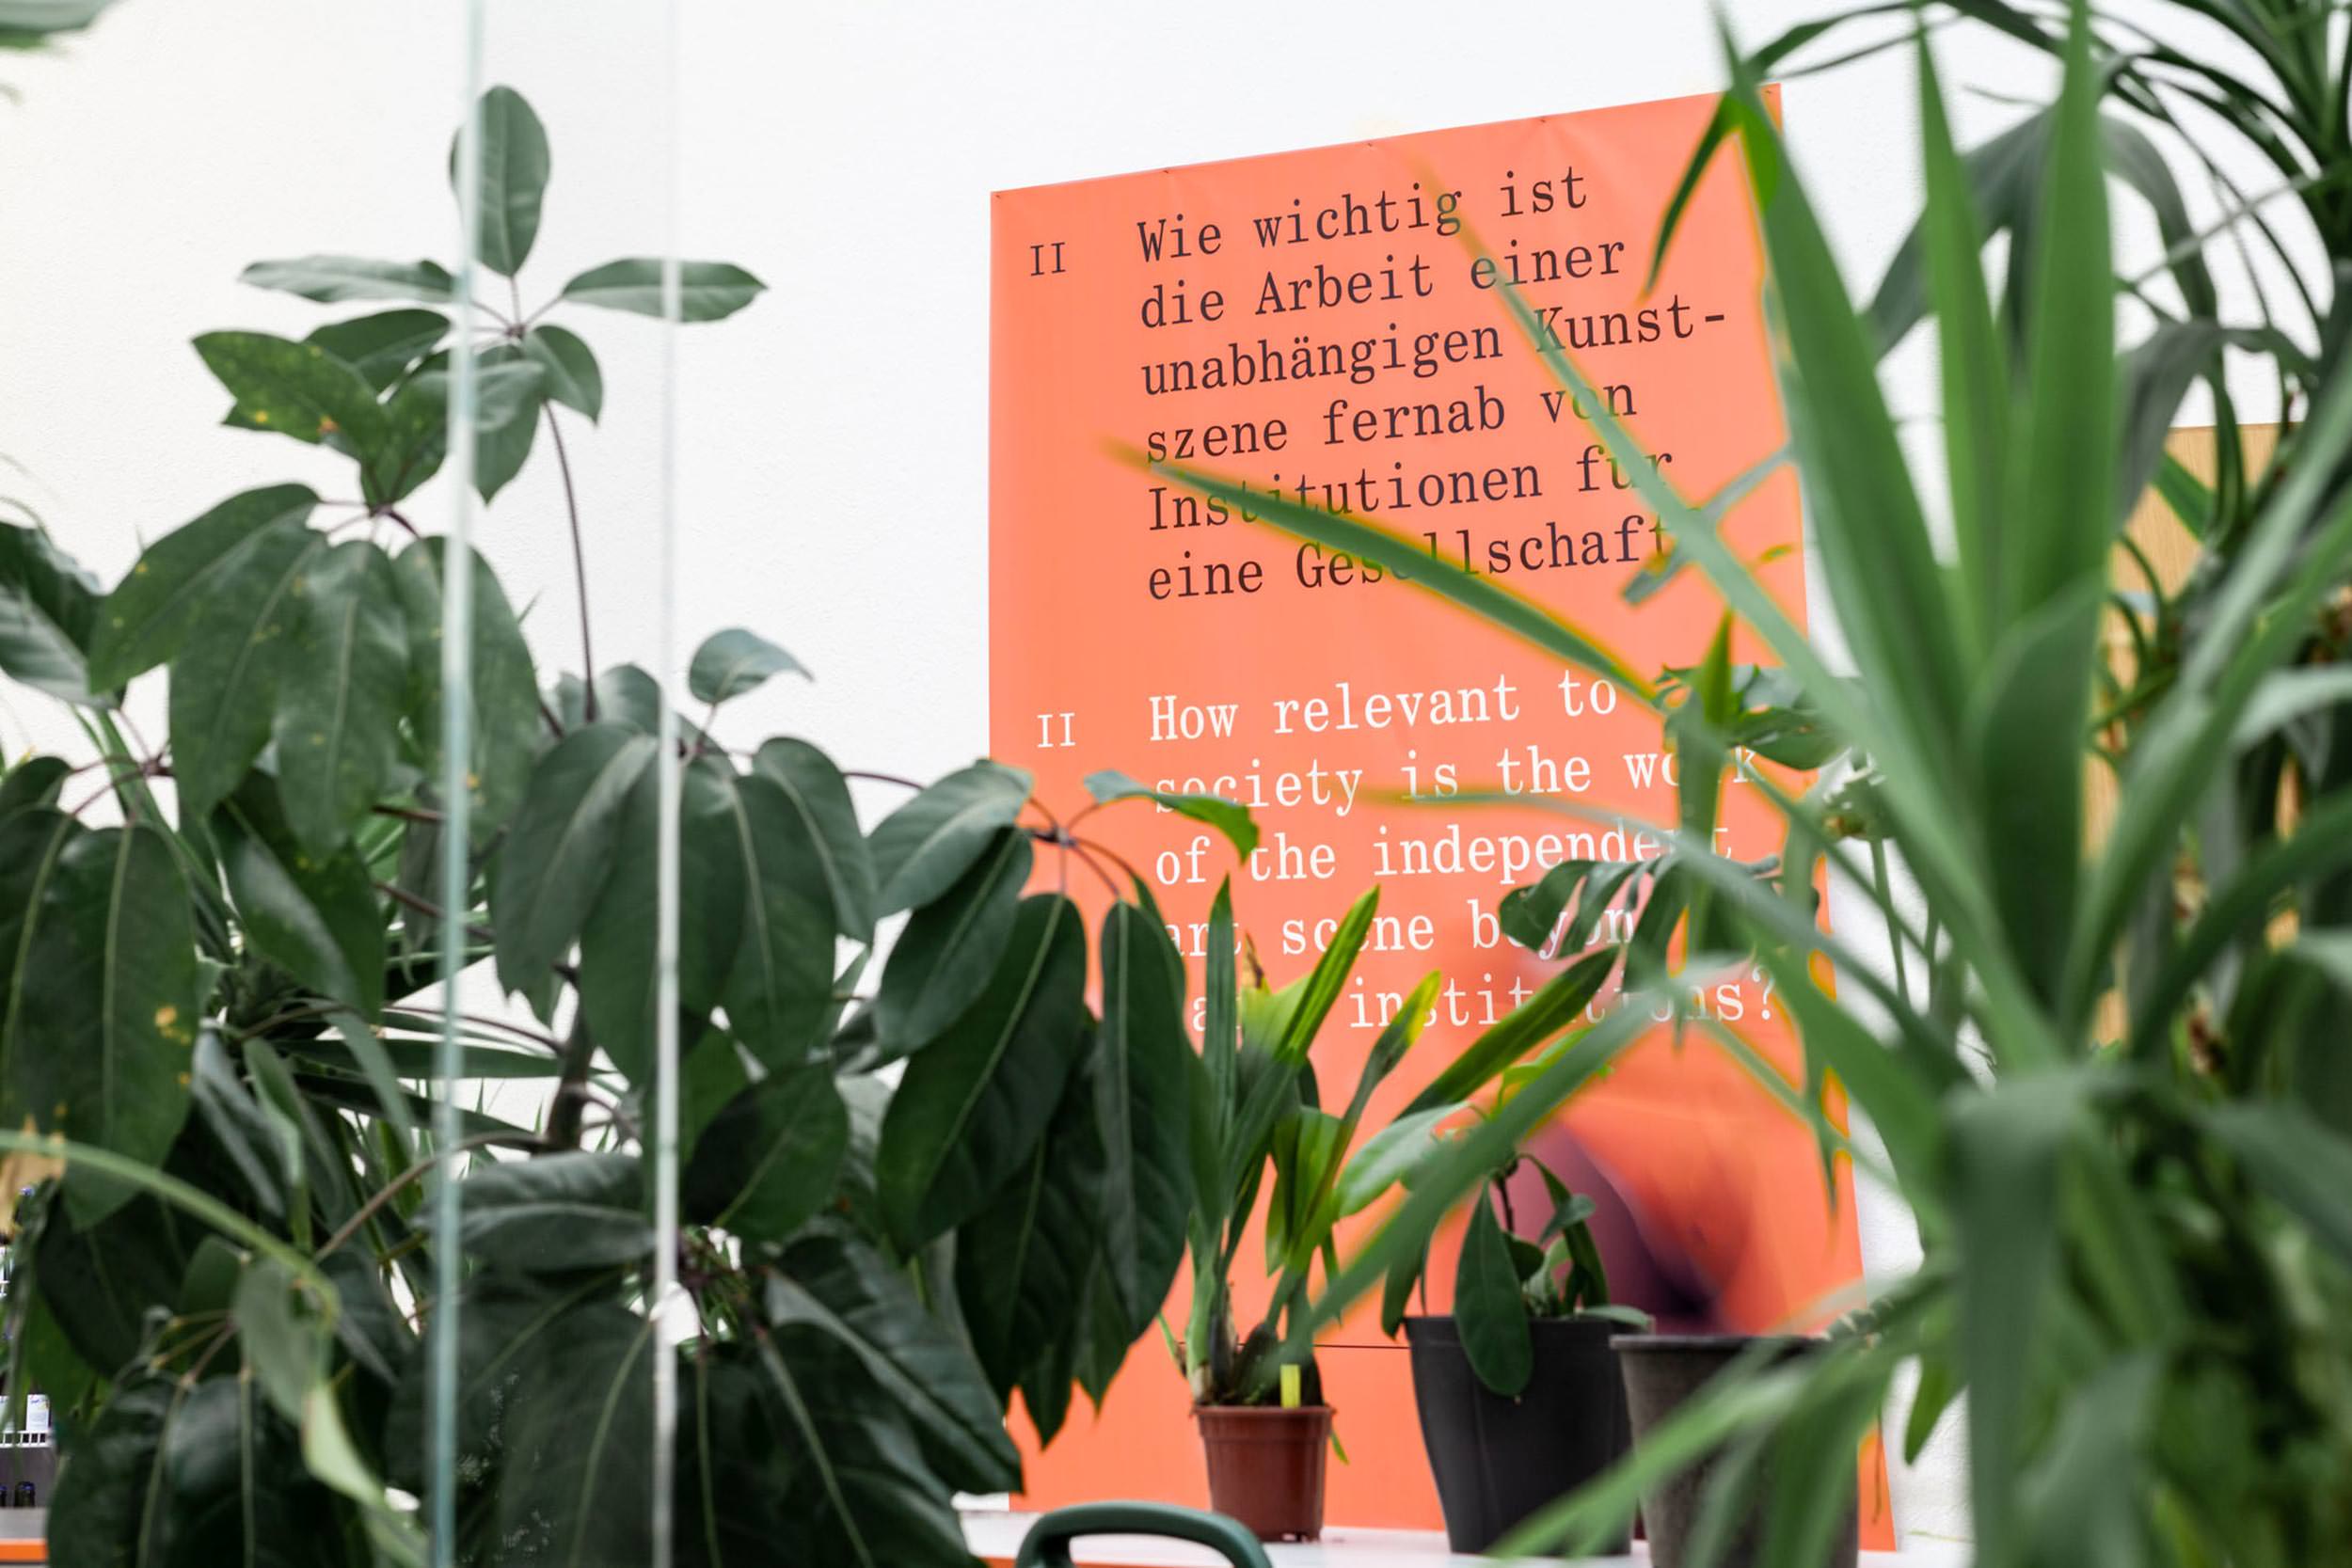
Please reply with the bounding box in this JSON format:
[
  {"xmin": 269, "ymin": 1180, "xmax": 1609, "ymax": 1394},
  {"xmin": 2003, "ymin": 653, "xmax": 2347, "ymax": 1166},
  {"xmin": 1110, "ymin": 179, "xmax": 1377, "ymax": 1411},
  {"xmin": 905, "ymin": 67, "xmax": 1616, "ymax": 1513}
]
[
  {"xmin": 875, "ymin": 827, "xmax": 1030, "ymax": 1054},
  {"xmin": 383, "ymin": 1273, "xmax": 610, "ymax": 1490},
  {"xmin": 1756, "ymin": 1348, "xmax": 1882, "ymax": 1568},
  {"xmin": 735, "ymin": 1337, "xmax": 971, "ymax": 1568},
  {"xmin": 2116, "ymin": 320, "xmax": 2247, "ymax": 532},
  {"xmin": 1405, "ymin": 943, "xmax": 1616, "ymax": 1116},
  {"xmin": 561, "ymin": 259, "xmax": 767, "ymax": 321},
  {"xmin": 683, "ymin": 1062, "xmax": 848, "ymax": 1242},
  {"xmin": 554, "ymin": 662, "xmax": 706, "ymax": 741},
  {"xmin": 0, "ymin": 754, "xmax": 69, "ymax": 817},
  {"xmin": 213, "ymin": 773, "xmax": 385, "ymax": 1020},
  {"xmin": 689, "ymin": 626, "xmax": 807, "ymax": 706},
  {"xmin": 304, "ymin": 308, "xmax": 450, "ymax": 390},
  {"xmin": 670, "ymin": 1027, "xmax": 754, "ymax": 1163},
  {"xmin": 86, "ymin": 483, "xmax": 317, "ymax": 689},
  {"xmin": 9, "ymin": 823, "xmax": 200, "ymax": 1227},
  {"xmin": 466, "ymin": 343, "xmax": 544, "ymax": 503},
  {"xmin": 718, "ymin": 770, "xmax": 837, "ymax": 1072},
  {"xmin": 45, "ymin": 1367, "xmax": 349, "ymax": 1567},
  {"xmin": 453, "ymin": 85, "xmax": 549, "ymax": 277},
  {"xmin": 489, "ymin": 721, "xmax": 655, "ymax": 993},
  {"xmin": 362, "ymin": 357, "xmax": 543, "ymax": 506},
  {"xmin": 0, "ymin": 0, "xmax": 115, "ymax": 38},
  {"xmin": 1981, "ymin": 0, "xmax": 2108, "ymax": 1006},
  {"xmin": 1201, "ymin": 877, "xmax": 1237, "ymax": 1135},
  {"xmin": 752, "ymin": 737, "xmax": 877, "ymax": 942},
  {"xmin": 1154, "ymin": 455, "xmax": 1654, "ymax": 702},
  {"xmin": 867, "ymin": 759, "xmax": 1032, "ymax": 915},
  {"xmin": 578, "ymin": 758, "xmax": 746, "ymax": 1085},
  {"xmin": 240, "ymin": 255, "xmax": 456, "ymax": 305},
  {"xmin": 1727, "ymin": 56, "xmax": 1966, "ymax": 796},
  {"xmin": 166, "ymin": 522, "xmax": 326, "ymax": 817},
  {"xmin": 388, "ymin": 536, "xmax": 542, "ymax": 837},
  {"xmin": 1905, "ymin": 1349, "xmax": 1961, "ymax": 1464},
  {"xmin": 233, "ymin": 1256, "xmax": 328, "ymax": 1426},
  {"xmin": 239, "ymin": 1037, "xmax": 315, "ymax": 1243},
  {"xmin": 1498, "ymin": 859, "xmax": 1641, "ymax": 953},
  {"xmin": 523, "ymin": 324, "xmax": 602, "ymax": 420},
  {"xmin": 28, "ymin": 1176, "xmax": 198, "ymax": 1378},
  {"xmin": 484, "ymin": 1294, "xmax": 658, "ymax": 1565},
  {"xmin": 2230, "ymin": 667, "xmax": 2352, "ymax": 751},
  {"xmin": 1093, "ymin": 901, "xmax": 1192, "ymax": 1336},
  {"xmin": 0, "ymin": 519, "xmax": 106, "ymax": 705},
  {"xmin": 2204, "ymin": 1101, "xmax": 2352, "ymax": 1268},
  {"xmin": 877, "ymin": 894, "xmax": 1088, "ymax": 1246},
  {"xmin": 42, "ymin": 1374, "xmax": 178, "ymax": 1566},
  {"xmin": 271, "ymin": 539, "xmax": 405, "ymax": 852},
  {"xmin": 186, "ymin": 1029, "xmax": 286, "ymax": 1222},
  {"xmin": 1296, "ymin": 1001, "xmax": 1646, "ymax": 1361},
  {"xmin": 1454, "ymin": 1194, "xmax": 1532, "ymax": 1396},
  {"xmin": 1337, "ymin": 1103, "xmax": 1461, "ymax": 1215},
  {"xmin": 1265, "ymin": 1106, "xmax": 1346, "ymax": 1273},
  {"xmin": 1273, "ymin": 885, "xmax": 1378, "ymax": 1061},
  {"xmin": 1953, "ymin": 1078, "xmax": 2077, "ymax": 1563},
  {"xmin": 451, "ymin": 1150, "xmax": 650, "ymax": 1270},
  {"xmin": 2153, "ymin": 450, "xmax": 2212, "ymax": 539},
  {"xmin": 675, "ymin": 1352, "xmax": 772, "ymax": 1568},
  {"xmin": 1080, "ymin": 768, "xmax": 1259, "ymax": 861},
  {"xmin": 1914, "ymin": 20, "xmax": 2010, "ymax": 662},
  {"xmin": 291, "ymin": 1029, "xmax": 555, "ymax": 1081},
  {"xmin": 2015, "ymin": 1354, "xmax": 2157, "ymax": 1568},
  {"xmin": 196, "ymin": 330, "xmax": 385, "ymax": 451},
  {"xmin": 1968, "ymin": 587, "xmax": 2102, "ymax": 1005},
  {"xmin": 766, "ymin": 1228, "xmax": 1021, "ymax": 1495},
  {"xmin": 955, "ymin": 1054, "xmax": 1104, "ymax": 1402}
]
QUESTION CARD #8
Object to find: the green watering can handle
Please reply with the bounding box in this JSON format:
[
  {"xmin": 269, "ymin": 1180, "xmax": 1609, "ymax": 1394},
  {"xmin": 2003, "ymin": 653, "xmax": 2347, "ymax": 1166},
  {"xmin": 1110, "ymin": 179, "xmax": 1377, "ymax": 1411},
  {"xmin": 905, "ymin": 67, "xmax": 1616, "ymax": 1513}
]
[{"xmin": 1012, "ymin": 1501, "xmax": 1275, "ymax": 1568}]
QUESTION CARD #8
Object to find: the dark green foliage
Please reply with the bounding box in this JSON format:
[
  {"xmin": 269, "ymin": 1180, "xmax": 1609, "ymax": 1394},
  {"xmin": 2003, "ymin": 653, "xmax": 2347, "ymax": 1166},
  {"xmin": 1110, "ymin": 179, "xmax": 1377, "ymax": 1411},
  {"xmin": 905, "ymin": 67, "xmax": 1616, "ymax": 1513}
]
[
  {"xmin": 0, "ymin": 87, "xmax": 1202, "ymax": 1568},
  {"xmin": 1152, "ymin": 3, "xmax": 2352, "ymax": 1561}
]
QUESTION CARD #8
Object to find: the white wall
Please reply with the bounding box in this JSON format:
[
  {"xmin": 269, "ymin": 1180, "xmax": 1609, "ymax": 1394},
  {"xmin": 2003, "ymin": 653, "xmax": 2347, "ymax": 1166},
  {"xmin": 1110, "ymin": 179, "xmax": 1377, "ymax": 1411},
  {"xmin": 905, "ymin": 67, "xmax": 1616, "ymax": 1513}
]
[{"xmin": 0, "ymin": 1, "xmax": 2307, "ymax": 1547}]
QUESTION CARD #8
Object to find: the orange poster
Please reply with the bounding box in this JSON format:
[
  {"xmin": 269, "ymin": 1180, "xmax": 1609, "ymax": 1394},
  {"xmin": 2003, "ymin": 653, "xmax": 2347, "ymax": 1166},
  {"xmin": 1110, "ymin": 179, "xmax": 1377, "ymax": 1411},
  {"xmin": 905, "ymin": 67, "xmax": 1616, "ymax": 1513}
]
[{"xmin": 989, "ymin": 91, "xmax": 1889, "ymax": 1544}]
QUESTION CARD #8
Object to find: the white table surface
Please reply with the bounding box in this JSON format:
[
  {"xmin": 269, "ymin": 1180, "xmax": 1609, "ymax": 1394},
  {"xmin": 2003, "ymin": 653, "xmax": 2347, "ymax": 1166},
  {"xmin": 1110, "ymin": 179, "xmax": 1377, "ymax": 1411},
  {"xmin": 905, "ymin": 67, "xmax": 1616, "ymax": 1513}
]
[{"xmin": 961, "ymin": 1508, "xmax": 1972, "ymax": 1566}]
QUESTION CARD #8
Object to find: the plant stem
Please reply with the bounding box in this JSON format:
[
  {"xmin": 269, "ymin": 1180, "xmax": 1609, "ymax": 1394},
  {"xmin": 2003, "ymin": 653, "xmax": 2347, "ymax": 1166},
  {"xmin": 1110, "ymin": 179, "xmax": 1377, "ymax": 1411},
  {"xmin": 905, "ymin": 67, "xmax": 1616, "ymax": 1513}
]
[
  {"xmin": 315, "ymin": 1129, "xmax": 546, "ymax": 1262},
  {"xmin": 543, "ymin": 1014, "xmax": 599, "ymax": 1148},
  {"xmin": 544, "ymin": 405, "xmax": 596, "ymax": 720},
  {"xmin": 841, "ymin": 769, "xmax": 925, "ymax": 791},
  {"xmin": 1074, "ymin": 835, "xmax": 1150, "ymax": 892},
  {"xmin": 373, "ymin": 880, "xmax": 495, "ymax": 946},
  {"xmin": 1067, "ymin": 840, "xmax": 1123, "ymax": 901}
]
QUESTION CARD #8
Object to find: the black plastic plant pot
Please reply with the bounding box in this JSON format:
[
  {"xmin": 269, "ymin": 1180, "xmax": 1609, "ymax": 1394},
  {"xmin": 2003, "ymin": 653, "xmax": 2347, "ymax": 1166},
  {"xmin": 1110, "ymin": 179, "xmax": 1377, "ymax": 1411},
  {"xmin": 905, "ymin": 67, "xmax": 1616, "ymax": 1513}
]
[
  {"xmin": 1612, "ymin": 1335, "xmax": 1859, "ymax": 1568},
  {"xmin": 1404, "ymin": 1315, "xmax": 1633, "ymax": 1555}
]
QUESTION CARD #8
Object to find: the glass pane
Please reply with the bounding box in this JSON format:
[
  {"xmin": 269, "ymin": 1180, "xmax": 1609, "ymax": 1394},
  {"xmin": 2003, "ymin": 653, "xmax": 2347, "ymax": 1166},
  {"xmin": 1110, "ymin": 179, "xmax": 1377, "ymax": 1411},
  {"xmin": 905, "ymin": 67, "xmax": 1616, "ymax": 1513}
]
[{"xmin": 427, "ymin": 7, "xmax": 689, "ymax": 1565}]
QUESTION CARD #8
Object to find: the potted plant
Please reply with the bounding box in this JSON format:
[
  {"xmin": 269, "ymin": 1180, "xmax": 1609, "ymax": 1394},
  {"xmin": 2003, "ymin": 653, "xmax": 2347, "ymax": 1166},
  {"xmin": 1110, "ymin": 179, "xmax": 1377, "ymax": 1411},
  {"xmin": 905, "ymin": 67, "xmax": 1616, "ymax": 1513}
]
[
  {"xmin": 1394, "ymin": 1120, "xmax": 1650, "ymax": 1555},
  {"xmin": 0, "ymin": 85, "xmax": 1236, "ymax": 1566},
  {"xmin": 1156, "ymin": 2, "xmax": 2352, "ymax": 1563},
  {"xmin": 1607, "ymin": 1332, "xmax": 1854, "ymax": 1568},
  {"xmin": 1173, "ymin": 879, "xmax": 1620, "ymax": 1541}
]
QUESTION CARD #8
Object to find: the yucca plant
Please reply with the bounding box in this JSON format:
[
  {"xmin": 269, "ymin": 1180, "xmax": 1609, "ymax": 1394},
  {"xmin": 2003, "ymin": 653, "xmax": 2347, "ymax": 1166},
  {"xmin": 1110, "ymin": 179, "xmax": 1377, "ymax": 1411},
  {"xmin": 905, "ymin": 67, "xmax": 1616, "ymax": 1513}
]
[
  {"xmin": 1156, "ymin": 1, "xmax": 2352, "ymax": 1562},
  {"xmin": 1174, "ymin": 882, "xmax": 1614, "ymax": 1413}
]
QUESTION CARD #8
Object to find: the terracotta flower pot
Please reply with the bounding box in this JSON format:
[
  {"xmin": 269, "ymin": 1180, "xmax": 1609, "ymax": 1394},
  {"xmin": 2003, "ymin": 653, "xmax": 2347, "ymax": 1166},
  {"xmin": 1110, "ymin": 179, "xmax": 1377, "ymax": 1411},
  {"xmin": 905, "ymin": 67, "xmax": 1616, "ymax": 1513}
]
[
  {"xmin": 1613, "ymin": 1335, "xmax": 1858, "ymax": 1568},
  {"xmin": 1193, "ymin": 1403, "xmax": 1333, "ymax": 1542},
  {"xmin": 1405, "ymin": 1314, "xmax": 1632, "ymax": 1554}
]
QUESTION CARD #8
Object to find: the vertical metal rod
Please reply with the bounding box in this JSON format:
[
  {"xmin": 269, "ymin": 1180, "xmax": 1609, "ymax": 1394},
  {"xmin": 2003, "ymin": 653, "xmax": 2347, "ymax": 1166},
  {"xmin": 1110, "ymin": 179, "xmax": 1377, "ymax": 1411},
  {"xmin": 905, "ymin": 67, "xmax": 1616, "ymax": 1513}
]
[
  {"xmin": 428, "ymin": 6, "xmax": 487, "ymax": 1563},
  {"xmin": 649, "ymin": 0, "xmax": 686, "ymax": 1561}
]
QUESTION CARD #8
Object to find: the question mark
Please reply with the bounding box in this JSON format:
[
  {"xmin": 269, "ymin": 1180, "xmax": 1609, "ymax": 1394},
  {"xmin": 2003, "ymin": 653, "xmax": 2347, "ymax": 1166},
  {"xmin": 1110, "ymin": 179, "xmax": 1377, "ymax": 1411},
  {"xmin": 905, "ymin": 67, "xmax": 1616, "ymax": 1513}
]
[{"xmin": 1753, "ymin": 964, "xmax": 1776, "ymax": 1022}]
